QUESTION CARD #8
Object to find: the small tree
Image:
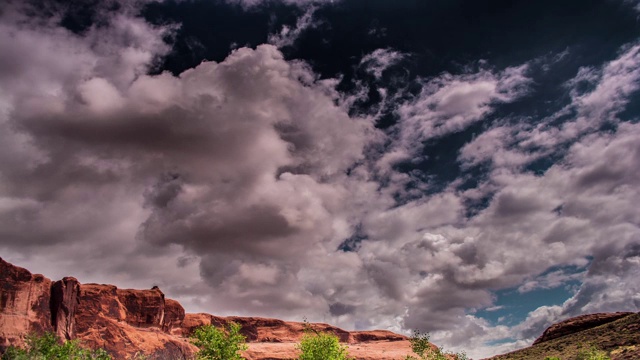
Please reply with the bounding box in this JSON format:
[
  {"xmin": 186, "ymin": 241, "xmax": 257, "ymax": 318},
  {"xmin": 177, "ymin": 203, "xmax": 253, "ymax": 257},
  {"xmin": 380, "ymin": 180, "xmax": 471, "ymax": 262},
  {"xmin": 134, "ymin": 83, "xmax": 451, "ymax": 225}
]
[
  {"xmin": 190, "ymin": 322, "xmax": 248, "ymax": 360},
  {"xmin": 404, "ymin": 330, "xmax": 468, "ymax": 360}
]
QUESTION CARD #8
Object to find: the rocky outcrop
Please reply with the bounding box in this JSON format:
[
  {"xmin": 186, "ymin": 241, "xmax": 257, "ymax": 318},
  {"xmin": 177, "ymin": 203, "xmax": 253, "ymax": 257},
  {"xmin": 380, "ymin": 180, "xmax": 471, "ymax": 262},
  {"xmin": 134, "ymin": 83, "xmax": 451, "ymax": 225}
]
[
  {"xmin": 163, "ymin": 298, "xmax": 186, "ymax": 334},
  {"xmin": 180, "ymin": 313, "xmax": 413, "ymax": 360},
  {"xmin": 0, "ymin": 258, "xmax": 53, "ymax": 351},
  {"xmin": 180, "ymin": 313, "xmax": 406, "ymax": 344},
  {"xmin": 73, "ymin": 283, "xmax": 197, "ymax": 358},
  {"xmin": 0, "ymin": 259, "xmax": 197, "ymax": 358},
  {"xmin": 51, "ymin": 277, "xmax": 80, "ymax": 340},
  {"xmin": 0, "ymin": 258, "xmax": 415, "ymax": 359},
  {"xmin": 533, "ymin": 312, "xmax": 634, "ymax": 345},
  {"xmin": 488, "ymin": 312, "xmax": 640, "ymax": 360}
]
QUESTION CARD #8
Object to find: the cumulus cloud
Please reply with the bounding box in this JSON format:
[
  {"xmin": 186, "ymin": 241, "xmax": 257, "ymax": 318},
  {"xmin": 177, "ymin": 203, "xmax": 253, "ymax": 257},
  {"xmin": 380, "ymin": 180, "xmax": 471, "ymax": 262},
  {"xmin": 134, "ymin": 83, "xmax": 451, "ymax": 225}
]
[
  {"xmin": 0, "ymin": 0, "xmax": 382, "ymax": 322},
  {"xmin": 2, "ymin": 1, "xmax": 640, "ymax": 359},
  {"xmin": 434, "ymin": 45, "xmax": 640, "ymax": 357},
  {"xmin": 376, "ymin": 64, "xmax": 532, "ymax": 175}
]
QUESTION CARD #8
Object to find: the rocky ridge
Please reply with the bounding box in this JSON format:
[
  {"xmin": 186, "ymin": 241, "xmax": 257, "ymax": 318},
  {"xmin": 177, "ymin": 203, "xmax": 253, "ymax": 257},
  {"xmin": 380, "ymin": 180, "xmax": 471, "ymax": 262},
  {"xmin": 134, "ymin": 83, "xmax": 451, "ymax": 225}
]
[
  {"xmin": 489, "ymin": 312, "xmax": 640, "ymax": 360},
  {"xmin": 0, "ymin": 258, "xmax": 413, "ymax": 359},
  {"xmin": 533, "ymin": 312, "xmax": 634, "ymax": 345}
]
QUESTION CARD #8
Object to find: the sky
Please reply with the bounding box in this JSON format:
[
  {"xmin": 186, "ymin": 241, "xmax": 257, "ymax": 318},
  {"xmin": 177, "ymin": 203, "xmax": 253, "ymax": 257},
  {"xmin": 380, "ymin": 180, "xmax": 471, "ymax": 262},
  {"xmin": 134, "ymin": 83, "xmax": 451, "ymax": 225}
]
[{"xmin": 1, "ymin": 0, "xmax": 640, "ymax": 358}]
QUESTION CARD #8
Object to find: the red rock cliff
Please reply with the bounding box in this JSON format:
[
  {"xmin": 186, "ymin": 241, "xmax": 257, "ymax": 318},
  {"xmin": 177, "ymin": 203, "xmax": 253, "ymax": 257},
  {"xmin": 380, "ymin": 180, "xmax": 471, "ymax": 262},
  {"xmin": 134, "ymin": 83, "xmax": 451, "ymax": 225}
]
[
  {"xmin": 0, "ymin": 258, "xmax": 53, "ymax": 351},
  {"xmin": 0, "ymin": 258, "xmax": 414, "ymax": 359}
]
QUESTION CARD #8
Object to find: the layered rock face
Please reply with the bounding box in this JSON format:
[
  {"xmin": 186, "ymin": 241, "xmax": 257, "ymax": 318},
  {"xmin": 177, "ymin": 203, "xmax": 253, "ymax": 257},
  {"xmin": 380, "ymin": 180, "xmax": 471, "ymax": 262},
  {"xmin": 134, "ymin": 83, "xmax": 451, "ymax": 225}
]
[
  {"xmin": 0, "ymin": 258, "xmax": 195, "ymax": 358},
  {"xmin": 0, "ymin": 258, "xmax": 413, "ymax": 359},
  {"xmin": 0, "ymin": 258, "xmax": 53, "ymax": 350}
]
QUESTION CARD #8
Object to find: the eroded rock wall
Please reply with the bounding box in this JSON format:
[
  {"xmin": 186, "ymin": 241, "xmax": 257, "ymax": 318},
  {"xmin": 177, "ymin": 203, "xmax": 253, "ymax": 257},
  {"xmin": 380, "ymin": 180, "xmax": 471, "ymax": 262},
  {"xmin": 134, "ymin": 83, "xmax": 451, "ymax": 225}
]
[
  {"xmin": 0, "ymin": 258, "xmax": 53, "ymax": 352},
  {"xmin": 0, "ymin": 258, "xmax": 415, "ymax": 359}
]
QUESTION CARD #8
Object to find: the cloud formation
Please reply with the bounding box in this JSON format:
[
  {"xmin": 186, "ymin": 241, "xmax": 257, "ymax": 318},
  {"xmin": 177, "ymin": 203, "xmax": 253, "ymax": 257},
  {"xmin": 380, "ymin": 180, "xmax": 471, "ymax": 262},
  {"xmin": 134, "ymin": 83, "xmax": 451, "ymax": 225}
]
[{"xmin": 1, "ymin": 1, "xmax": 640, "ymax": 359}]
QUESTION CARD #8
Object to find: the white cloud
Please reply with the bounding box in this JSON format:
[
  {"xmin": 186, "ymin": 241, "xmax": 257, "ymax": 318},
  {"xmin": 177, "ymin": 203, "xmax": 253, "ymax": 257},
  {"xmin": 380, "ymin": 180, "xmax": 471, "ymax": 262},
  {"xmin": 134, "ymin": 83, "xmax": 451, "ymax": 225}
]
[
  {"xmin": 2, "ymin": 2, "xmax": 640, "ymax": 359},
  {"xmin": 378, "ymin": 64, "xmax": 531, "ymax": 173},
  {"xmin": 517, "ymin": 268, "xmax": 585, "ymax": 294},
  {"xmin": 268, "ymin": 5, "xmax": 319, "ymax": 48},
  {"xmin": 360, "ymin": 48, "xmax": 406, "ymax": 79},
  {"xmin": 0, "ymin": 0, "xmax": 383, "ymax": 326}
]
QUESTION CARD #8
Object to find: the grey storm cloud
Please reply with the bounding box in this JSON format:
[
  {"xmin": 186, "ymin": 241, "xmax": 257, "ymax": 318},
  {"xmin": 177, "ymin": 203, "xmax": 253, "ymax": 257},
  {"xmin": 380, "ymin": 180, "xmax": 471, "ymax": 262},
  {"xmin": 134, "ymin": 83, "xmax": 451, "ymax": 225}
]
[{"xmin": 2, "ymin": 1, "xmax": 640, "ymax": 359}]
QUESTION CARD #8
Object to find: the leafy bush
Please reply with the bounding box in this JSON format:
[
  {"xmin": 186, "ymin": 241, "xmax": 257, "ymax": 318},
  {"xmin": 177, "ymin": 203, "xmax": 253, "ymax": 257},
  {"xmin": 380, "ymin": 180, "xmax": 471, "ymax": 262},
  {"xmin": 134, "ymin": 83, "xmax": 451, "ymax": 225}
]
[
  {"xmin": 404, "ymin": 330, "xmax": 468, "ymax": 360},
  {"xmin": 1, "ymin": 332, "xmax": 111, "ymax": 360},
  {"xmin": 296, "ymin": 321, "xmax": 353, "ymax": 360},
  {"xmin": 190, "ymin": 322, "xmax": 248, "ymax": 360},
  {"xmin": 407, "ymin": 330, "xmax": 432, "ymax": 358}
]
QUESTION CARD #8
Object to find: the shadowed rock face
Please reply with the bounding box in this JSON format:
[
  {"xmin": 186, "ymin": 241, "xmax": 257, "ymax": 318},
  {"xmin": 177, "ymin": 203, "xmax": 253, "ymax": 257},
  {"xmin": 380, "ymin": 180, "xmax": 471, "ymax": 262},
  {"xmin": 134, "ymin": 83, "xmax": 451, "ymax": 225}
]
[
  {"xmin": 0, "ymin": 258, "xmax": 415, "ymax": 359},
  {"xmin": 533, "ymin": 312, "xmax": 634, "ymax": 345},
  {"xmin": 51, "ymin": 277, "xmax": 80, "ymax": 340}
]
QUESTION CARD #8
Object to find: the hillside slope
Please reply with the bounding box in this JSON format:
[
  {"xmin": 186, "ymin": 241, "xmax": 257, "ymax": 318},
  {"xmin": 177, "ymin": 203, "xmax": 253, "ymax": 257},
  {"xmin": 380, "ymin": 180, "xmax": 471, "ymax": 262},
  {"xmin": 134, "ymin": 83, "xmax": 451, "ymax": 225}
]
[{"xmin": 488, "ymin": 312, "xmax": 640, "ymax": 360}]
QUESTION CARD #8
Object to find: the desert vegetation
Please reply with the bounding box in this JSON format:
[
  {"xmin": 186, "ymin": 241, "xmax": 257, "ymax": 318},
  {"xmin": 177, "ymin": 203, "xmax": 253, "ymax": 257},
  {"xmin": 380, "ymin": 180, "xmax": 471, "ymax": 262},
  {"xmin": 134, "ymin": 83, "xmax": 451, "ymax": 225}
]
[
  {"xmin": 0, "ymin": 326, "xmax": 618, "ymax": 360},
  {"xmin": 1, "ymin": 332, "xmax": 111, "ymax": 360},
  {"xmin": 404, "ymin": 330, "xmax": 468, "ymax": 360},
  {"xmin": 543, "ymin": 344, "xmax": 611, "ymax": 360},
  {"xmin": 190, "ymin": 322, "xmax": 248, "ymax": 360},
  {"xmin": 296, "ymin": 321, "xmax": 354, "ymax": 360}
]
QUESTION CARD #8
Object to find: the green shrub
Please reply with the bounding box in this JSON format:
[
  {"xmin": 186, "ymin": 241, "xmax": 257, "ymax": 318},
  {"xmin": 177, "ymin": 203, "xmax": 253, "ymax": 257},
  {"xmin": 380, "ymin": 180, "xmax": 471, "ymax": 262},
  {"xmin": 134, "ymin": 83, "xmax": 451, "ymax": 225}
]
[
  {"xmin": 296, "ymin": 322, "xmax": 353, "ymax": 360},
  {"xmin": 407, "ymin": 330, "xmax": 431, "ymax": 358},
  {"xmin": 1, "ymin": 332, "xmax": 111, "ymax": 360},
  {"xmin": 190, "ymin": 322, "xmax": 248, "ymax": 360},
  {"xmin": 404, "ymin": 330, "xmax": 468, "ymax": 360},
  {"xmin": 544, "ymin": 357, "xmax": 561, "ymax": 360}
]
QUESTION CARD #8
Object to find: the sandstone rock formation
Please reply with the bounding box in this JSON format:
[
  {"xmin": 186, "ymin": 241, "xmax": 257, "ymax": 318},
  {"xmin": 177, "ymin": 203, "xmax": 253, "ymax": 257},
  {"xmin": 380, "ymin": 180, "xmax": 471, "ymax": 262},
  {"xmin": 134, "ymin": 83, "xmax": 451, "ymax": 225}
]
[
  {"xmin": 51, "ymin": 277, "xmax": 80, "ymax": 341},
  {"xmin": 533, "ymin": 312, "xmax": 634, "ymax": 344},
  {"xmin": 0, "ymin": 258, "xmax": 414, "ymax": 359},
  {"xmin": 180, "ymin": 314, "xmax": 411, "ymax": 360},
  {"xmin": 488, "ymin": 312, "xmax": 640, "ymax": 360},
  {"xmin": 0, "ymin": 258, "xmax": 53, "ymax": 350}
]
